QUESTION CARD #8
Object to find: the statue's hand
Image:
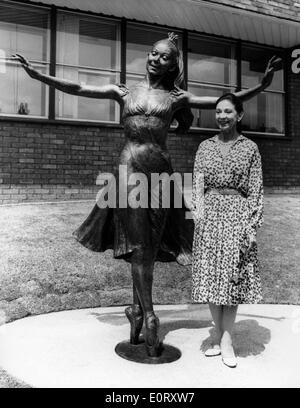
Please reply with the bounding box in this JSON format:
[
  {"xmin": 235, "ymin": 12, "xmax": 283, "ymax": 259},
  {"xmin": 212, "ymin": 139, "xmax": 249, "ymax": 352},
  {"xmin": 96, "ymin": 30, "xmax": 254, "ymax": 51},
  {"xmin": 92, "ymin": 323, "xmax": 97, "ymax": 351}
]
[
  {"xmin": 170, "ymin": 86, "xmax": 185, "ymax": 98},
  {"xmin": 11, "ymin": 54, "xmax": 36, "ymax": 77},
  {"xmin": 261, "ymin": 55, "xmax": 282, "ymax": 88}
]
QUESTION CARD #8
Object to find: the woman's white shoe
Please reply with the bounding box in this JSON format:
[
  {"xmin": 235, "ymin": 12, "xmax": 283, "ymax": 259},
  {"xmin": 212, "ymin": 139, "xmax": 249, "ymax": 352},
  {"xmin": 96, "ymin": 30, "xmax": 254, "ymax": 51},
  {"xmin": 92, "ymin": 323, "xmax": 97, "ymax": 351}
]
[
  {"xmin": 222, "ymin": 356, "xmax": 237, "ymax": 368},
  {"xmin": 204, "ymin": 345, "xmax": 221, "ymax": 357}
]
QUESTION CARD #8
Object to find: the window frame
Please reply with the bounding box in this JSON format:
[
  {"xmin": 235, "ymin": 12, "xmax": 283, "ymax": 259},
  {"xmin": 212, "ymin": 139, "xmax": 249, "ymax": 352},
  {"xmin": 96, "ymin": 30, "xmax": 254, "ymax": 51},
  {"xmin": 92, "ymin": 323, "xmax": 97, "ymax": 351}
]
[{"xmin": 0, "ymin": 0, "xmax": 288, "ymax": 139}]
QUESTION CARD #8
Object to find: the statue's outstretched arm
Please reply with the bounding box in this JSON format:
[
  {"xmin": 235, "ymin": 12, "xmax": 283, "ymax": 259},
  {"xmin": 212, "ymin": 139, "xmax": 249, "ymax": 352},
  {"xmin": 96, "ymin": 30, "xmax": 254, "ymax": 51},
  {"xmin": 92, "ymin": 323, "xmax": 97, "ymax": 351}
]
[
  {"xmin": 234, "ymin": 55, "xmax": 282, "ymax": 102},
  {"xmin": 184, "ymin": 55, "xmax": 282, "ymax": 109},
  {"xmin": 11, "ymin": 54, "xmax": 125, "ymax": 103}
]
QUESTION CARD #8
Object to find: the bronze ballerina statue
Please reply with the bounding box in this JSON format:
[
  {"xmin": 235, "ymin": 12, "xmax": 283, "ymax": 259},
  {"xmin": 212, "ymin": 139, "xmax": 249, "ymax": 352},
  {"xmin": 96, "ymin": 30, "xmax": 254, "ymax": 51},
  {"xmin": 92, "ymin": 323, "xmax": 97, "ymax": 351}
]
[{"xmin": 12, "ymin": 32, "xmax": 281, "ymax": 361}]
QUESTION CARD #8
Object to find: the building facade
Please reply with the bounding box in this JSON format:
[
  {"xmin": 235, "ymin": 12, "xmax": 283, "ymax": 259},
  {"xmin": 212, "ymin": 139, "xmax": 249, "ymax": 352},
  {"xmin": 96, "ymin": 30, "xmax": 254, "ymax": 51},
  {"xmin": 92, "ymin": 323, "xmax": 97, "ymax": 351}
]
[{"xmin": 0, "ymin": 0, "xmax": 300, "ymax": 203}]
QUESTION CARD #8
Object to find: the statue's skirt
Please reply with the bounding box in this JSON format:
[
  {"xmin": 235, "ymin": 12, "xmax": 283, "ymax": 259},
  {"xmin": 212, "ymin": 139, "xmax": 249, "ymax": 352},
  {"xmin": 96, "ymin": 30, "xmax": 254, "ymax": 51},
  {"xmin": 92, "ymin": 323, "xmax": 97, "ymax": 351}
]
[{"xmin": 73, "ymin": 144, "xmax": 194, "ymax": 265}]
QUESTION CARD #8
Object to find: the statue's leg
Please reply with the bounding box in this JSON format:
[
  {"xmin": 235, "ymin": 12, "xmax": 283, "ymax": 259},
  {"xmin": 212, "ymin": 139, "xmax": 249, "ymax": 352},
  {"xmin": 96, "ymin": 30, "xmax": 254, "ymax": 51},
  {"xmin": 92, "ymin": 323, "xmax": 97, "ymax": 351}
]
[
  {"xmin": 131, "ymin": 248, "xmax": 161, "ymax": 357},
  {"xmin": 125, "ymin": 284, "xmax": 144, "ymax": 344}
]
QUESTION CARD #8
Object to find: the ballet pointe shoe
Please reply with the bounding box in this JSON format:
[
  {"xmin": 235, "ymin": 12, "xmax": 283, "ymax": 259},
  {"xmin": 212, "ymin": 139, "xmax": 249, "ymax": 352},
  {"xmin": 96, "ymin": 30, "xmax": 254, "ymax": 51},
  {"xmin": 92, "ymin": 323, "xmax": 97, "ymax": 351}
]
[
  {"xmin": 145, "ymin": 312, "xmax": 161, "ymax": 358},
  {"xmin": 125, "ymin": 304, "xmax": 144, "ymax": 345}
]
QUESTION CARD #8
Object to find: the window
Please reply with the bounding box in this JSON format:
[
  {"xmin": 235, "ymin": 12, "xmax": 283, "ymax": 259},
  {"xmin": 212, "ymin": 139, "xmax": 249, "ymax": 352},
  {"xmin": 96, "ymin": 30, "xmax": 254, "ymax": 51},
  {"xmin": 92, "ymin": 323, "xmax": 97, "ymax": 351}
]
[
  {"xmin": 0, "ymin": 3, "xmax": 286, "ymax": 136},
  {"xmin": 126, "ymin": 24, "xmax": 182, "ymax": 87},
  {"xmin": 241, "ymin": 46, "xmax": 285, "ymax": 134},
  {"xmin": 55, "ymin": 13, "xmax": 121, "ymax": 122},
  {"xmin": 187, "ymin": 36, "xmax": 236, "ymax": 129},
  {"xmin": 0, "ymin": 2, "xmax": 50, "ymax": 117}
]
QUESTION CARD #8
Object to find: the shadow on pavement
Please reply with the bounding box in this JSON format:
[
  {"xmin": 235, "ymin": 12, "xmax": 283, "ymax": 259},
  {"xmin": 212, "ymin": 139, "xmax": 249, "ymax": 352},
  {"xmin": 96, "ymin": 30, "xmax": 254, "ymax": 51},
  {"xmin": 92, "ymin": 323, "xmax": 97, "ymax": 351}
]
[
  {"xmin": 201, "ymin": 319, "xmax": 271, "ymax": 358},
  {"xmin": 90, "ymin": 308, "xmax": 271, "ymax": 359}
]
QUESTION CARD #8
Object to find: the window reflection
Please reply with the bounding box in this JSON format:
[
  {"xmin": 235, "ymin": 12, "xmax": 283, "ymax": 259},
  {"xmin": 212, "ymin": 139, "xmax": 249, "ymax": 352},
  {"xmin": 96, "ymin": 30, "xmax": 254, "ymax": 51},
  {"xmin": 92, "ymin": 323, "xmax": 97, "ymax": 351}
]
[
  {"xmin": 243, "ymin": 92, "xmax": 284, "ymax": 134},
  {"xmin": 188, "ymin": 85, "xmax": 234, "ymax": 129},
  {"xmin": 188, "ymin": 37, "xmax": 236, "ymax": 85},
  {"xmin": 242, "ymin": 46, "xmax": 283, "ymax": 92},
  {"xmin": 0, "ymin": 63, "xmax": 48, "ymax": 116},
  {"xmin": 56, "ymin": 13, "xmax": 120, "ymax": 122},
  {"xmin": 188, "ymin": 36, "xmax": 236, "ymax": 129},
  {"xmin": 242, "ymin": 46, "xmax": 285, "ymax": 133},
  {"xmin": 0, "ymin": 2, "xmax": 49, "ymax": 117},
  {"xmin": 55, "ymin": 66, "xmax": 119, "ymax": 121}
]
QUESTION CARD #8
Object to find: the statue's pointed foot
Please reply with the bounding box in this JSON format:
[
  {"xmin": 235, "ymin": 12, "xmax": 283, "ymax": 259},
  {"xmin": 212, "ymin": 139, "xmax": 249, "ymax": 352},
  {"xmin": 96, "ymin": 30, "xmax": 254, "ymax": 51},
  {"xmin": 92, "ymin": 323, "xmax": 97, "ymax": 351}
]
[{"xmin": 125, "ymin": 304, "xmax": 144, "ymax": 345}]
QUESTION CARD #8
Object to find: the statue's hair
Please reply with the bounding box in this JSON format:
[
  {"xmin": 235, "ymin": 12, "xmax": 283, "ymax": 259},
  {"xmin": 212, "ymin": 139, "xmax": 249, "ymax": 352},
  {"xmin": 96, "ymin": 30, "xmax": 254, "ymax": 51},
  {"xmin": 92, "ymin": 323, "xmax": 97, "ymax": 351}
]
[{"xmin": 152, "ymin": 33, "xmax": 194, "ymax": 134}]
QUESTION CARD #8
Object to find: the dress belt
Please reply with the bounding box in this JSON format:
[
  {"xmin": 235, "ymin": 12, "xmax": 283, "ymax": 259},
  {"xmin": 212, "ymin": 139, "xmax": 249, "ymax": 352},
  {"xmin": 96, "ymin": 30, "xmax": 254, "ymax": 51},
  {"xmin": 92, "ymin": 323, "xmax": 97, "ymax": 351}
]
[{"xmin": 205, "ymin": 187, "xmax": 244, "ymax": 196}]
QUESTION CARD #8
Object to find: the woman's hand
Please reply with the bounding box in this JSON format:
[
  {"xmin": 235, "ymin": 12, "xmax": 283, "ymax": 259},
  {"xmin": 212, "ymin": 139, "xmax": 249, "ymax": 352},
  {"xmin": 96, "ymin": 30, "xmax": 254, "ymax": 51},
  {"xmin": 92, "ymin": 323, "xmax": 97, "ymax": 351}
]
[
  {"xmin": 11, "ymin": 54, "xmax": 37, "ymax": 78},
  {"xmin": 240, "ymin": 230, "xmax": 256, "ymax": 260},
  {"xmin": 261, "ymin": 55, "xmax": 283, "ymax": 88},
  {"xmin": 247, "ymin": 231, "xmax": 257, "ymax": 252}
]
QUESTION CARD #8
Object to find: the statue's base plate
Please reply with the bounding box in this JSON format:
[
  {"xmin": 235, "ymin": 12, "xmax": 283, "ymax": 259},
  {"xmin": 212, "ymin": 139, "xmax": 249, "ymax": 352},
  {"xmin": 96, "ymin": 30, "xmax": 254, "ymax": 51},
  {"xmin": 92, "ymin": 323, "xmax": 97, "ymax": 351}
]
[{"xmin": 115, "ymin": 340, "xmax": 181, "ymax": 364}]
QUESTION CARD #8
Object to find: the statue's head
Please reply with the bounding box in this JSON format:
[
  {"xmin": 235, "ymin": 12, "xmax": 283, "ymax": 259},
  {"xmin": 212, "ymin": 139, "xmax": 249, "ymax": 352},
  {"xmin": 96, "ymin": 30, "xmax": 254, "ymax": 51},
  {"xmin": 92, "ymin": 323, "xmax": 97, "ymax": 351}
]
[
  {"xmin": 146, "ymin": 33, "xmax": 182, "ymax": 83},
  {"xmin": 146, "ymin": 33, "xmax": 194, "ymax": 134}
]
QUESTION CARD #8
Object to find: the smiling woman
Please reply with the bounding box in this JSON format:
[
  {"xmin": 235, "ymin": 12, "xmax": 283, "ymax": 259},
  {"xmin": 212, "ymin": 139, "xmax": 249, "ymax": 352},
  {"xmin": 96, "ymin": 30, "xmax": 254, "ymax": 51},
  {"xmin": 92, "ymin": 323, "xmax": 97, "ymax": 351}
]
[{"xmin": 191, "ymin": 93, "xmax": 264, "ymax": 368}]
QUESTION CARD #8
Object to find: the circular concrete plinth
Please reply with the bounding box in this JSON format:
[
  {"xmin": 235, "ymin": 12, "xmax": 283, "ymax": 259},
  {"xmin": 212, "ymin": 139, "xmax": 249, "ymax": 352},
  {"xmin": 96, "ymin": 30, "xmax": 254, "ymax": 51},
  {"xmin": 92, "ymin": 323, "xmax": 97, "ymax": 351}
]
[
  {"xmin": 0, "ymin": 304, "xmax": 300, "ymax": 388},
  {"xmin": 115, "ymin": 340, "xmax": 181, "ymax": 364}
]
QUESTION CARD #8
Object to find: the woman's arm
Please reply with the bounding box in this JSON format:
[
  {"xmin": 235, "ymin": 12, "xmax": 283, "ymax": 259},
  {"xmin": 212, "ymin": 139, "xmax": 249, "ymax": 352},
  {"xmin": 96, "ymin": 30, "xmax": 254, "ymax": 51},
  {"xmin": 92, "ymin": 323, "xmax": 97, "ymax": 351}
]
[
  {"xmin": 184, "ymin": 55, "xmax": 282, "ymax": 109},
  {"xmin": 243, "ymin": 145, "xmax": 264, "ymax": 254},
  {"xmin": 11, "ymin": 54, "xmax": 126, "ymax": 103},
  {"xmin": 191, "ymin": 145, "xmax": 205, "ymax": 222}
]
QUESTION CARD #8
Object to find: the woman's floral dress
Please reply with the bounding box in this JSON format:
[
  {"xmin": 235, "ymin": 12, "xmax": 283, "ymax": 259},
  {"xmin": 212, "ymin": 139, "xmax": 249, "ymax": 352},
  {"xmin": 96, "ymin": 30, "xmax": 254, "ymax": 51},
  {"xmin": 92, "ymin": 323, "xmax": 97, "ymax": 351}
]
[{"xmin": 191, "ymin": 134, "xmax": 263, "ymax": 305}]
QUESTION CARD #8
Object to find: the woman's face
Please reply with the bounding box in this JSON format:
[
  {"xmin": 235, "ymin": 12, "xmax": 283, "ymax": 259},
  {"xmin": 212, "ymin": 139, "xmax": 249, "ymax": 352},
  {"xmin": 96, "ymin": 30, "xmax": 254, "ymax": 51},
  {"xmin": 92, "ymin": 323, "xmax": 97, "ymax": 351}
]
[
  {"xmin": 215, "ymin": 99, "xmax": 243, "ymax": 132},
  {"xmin": 146, "ymin": 41, "xmax": 176, "ymax": 77}
]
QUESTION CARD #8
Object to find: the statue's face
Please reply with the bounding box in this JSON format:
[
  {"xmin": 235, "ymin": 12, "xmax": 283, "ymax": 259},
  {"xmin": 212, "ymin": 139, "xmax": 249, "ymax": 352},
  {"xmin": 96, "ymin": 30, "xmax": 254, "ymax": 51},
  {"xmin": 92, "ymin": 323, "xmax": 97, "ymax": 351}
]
[{"xmin": 147, "ymin": 41, "xmax": 176, "ymax": 77}]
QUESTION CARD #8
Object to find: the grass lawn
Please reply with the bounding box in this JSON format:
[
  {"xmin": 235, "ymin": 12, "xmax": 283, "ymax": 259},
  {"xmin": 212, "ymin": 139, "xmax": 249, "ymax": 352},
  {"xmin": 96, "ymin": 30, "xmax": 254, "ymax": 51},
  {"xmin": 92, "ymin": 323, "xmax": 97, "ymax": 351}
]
[
  {"xmin": 0, "ymin": 194, "xmax": 299, "ymax": 387},
  {"xmin": 0, "ymin": 195, "xmax": 299, "ymax": 326}
]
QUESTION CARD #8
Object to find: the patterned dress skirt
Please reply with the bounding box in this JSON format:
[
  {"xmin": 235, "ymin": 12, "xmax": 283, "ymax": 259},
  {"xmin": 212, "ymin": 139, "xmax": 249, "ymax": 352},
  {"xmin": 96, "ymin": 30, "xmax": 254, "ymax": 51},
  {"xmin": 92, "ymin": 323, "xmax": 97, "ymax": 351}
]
[{"xmin": 192, "ymin": 192, "xmax": 262, "ymax": 305}]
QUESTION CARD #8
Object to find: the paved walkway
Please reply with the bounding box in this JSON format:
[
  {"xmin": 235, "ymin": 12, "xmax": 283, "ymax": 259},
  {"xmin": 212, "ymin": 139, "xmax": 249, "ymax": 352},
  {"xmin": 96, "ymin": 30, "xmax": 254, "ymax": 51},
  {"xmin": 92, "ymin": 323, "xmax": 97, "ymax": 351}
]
[{"xmin": 0, "ymin": 304, "xmax": 299, "ymax": 388}]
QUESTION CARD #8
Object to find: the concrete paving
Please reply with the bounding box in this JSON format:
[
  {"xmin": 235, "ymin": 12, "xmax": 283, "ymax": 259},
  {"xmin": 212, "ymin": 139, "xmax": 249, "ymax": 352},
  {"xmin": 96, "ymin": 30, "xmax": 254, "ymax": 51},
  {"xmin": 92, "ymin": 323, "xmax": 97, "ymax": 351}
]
[{"xmin": 0, "ymin": 304, "xmax": 299, "ymax": 388}]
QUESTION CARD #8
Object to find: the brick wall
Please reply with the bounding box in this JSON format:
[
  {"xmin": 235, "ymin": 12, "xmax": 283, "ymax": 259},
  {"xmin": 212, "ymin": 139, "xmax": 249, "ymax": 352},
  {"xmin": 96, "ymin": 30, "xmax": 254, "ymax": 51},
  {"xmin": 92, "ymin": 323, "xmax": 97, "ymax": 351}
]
[
  {"xmin": 1, "ymin": 71, "xmax": 300, "ymax": 204},
  {"xmin": 206, "ymin": 0, "xmax": 300, "ymax": 21}
]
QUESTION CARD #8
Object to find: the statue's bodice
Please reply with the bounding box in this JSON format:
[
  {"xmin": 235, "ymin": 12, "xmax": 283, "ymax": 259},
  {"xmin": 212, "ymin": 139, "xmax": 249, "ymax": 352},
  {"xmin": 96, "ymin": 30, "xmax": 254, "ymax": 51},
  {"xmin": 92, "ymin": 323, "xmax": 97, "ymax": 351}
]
[
  {"xmin": 117, "ymin": 82, "xmax": 183, "ymax": 173},
  {"xmin": 122, "ymin": 83, "xmax": 176, "ymax": 148}
]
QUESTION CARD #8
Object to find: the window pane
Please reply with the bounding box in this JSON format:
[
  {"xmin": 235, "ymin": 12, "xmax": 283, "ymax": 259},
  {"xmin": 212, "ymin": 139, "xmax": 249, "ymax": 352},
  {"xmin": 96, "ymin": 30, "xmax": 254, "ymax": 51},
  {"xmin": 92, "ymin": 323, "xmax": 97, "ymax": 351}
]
[
  {"xmin": 56, "ymin": 13, "xmax": 120, "ymax": 122},
  {"xmin": 188, "ymin": 84, "xmax": 233, "ymax": 128},
  {"xmin": 0, "ymin": 62, "xmax": 48, "ymax": 117},
  {"xmin": 56, "ymin": 67, "xmax": 120, "ymax": 122},
  {"xmin": 188, "ymin": 36, "xmax": 236, "ymax": 86},
  {"xmin": 242, "ymin": 46, "xmax": 283, "ymax": 91},
  {"xmin": 242, "ymin": 92, "xmax": 284, "ymax": 134},
  {"xmin": 0, "ymin": 3, "xmax": 49, "ymax": 117},
  {"xmin": 126, "ymin": 24, "xmax": 182, "ymax": 76},
  {"xmin": 0, "ymin": 2, "xmax": 49, "ymax": 61},
  {"xmin": 57, "ymin": 13, "xmax": 120, "ymax": 70},
  {"xmin": 126, "ymin": 73, "xmax": 144, "ymax": 88}
]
